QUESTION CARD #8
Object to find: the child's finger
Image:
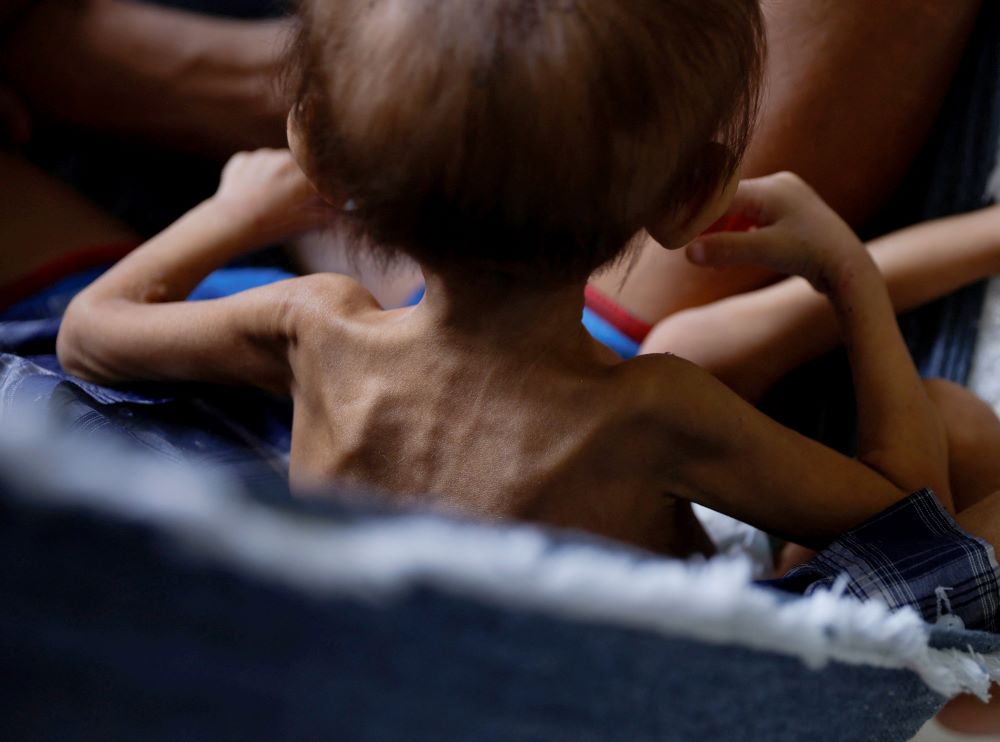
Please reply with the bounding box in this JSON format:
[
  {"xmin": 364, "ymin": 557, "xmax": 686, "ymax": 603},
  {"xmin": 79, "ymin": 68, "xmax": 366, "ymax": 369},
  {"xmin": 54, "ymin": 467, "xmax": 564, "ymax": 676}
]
[
  {"xmin": 713, "ymin": 172, "xmax": 811, "ymax": 229},
  {"xmin": 688, "ymin": 226, "xmax": 821, "ymax": 285},
  {"xmin": 686, "ymin": 227, "xmax": 779, "ymax": 269}
]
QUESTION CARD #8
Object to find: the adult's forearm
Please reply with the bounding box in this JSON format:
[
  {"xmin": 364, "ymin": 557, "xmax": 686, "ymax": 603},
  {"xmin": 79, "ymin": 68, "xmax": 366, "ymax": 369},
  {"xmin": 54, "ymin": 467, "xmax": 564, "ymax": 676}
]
[
  {"xmin": 1, "ymin": 0, "xmax": 290, "ymax": 157},
  {"xmin": 746, "ymin": 0, "xmax": 981, "ymax": 227}
]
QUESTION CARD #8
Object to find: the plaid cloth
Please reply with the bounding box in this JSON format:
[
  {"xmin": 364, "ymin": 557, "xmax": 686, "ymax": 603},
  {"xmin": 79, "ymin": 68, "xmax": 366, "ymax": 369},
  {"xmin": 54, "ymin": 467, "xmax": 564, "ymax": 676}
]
[{"xmin": 770, "ymin": 489, "xmax": 1000, "ymax": 632}]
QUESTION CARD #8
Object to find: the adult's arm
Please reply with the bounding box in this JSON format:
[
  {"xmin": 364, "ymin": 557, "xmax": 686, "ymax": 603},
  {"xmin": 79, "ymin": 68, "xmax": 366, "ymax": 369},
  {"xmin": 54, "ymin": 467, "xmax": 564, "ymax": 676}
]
[
  {"xmin": 0, "ymin": 0, "xmax": 290, "ymax": 158},
  {"xmin": 747, "ymin": 0, "xmax": 981, "ymax": 227}
]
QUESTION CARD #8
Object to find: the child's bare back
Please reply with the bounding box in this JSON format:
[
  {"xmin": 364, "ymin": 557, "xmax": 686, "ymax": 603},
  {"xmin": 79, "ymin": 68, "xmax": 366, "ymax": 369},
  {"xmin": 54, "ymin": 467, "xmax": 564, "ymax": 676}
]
[{"xmin": 282, "ymin": 273, "xmax": 712, "ymax": 555}]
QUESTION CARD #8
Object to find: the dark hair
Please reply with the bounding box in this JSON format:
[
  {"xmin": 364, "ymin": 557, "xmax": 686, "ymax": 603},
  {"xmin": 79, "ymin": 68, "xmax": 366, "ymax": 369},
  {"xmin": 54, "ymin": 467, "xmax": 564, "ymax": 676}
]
[{"xmin": 287, "ymin": 0, "xmax": 764, "ymax": 285}]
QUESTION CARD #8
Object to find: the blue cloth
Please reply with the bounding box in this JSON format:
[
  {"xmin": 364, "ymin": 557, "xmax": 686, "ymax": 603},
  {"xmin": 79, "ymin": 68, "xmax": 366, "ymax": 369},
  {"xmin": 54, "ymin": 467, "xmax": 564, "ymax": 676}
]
[
  {"xmin": 581, "ymin": 307, "xmax": 640, "ymax": 359},
  {"xmin": 3, "ymin": 266, "xmax": 295, "ymax": 322},
  {"xmin": 771, "ymin": 489, "xmax": 1000, "ymax": 632}
]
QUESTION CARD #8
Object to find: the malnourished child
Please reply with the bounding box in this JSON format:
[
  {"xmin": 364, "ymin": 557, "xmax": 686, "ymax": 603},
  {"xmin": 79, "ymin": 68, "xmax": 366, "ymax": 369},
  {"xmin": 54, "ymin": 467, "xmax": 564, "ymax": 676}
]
[{"xmin": 57, "ymin": 0, "xmax": 1000, "ymax": 627}]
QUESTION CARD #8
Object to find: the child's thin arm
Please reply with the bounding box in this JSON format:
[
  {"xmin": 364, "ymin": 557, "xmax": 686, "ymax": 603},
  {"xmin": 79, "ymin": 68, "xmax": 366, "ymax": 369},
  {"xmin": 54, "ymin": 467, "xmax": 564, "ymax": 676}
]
[
  {"xmin": 647, "ymin": 354, "xmax": 905, "ymax": 545},
  {"xmin": 58, "ymin": 150, "xmax": 333, "ymax": 393},
  {"xmin": 684, "ymin": 173, "xmax": 950, "ymax": 504}
]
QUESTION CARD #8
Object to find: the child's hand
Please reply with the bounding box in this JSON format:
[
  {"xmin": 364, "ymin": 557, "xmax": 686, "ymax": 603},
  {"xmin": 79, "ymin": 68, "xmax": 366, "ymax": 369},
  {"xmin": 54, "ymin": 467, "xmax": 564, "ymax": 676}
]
[
  {"xmin": 686, "ymin": 172, "xmax": 871, "ymax": 295},
  {"xmin": 211, "ymin": 148, "xmax": 335, "ymax": 243}
]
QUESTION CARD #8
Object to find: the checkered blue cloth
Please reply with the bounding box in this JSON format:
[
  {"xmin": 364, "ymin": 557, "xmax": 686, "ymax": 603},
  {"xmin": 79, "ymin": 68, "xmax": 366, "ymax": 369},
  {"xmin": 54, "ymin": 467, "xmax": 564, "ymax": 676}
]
[{"xmin": 770, "ymin": 489, "xmax": 1000, "ymax": 632}]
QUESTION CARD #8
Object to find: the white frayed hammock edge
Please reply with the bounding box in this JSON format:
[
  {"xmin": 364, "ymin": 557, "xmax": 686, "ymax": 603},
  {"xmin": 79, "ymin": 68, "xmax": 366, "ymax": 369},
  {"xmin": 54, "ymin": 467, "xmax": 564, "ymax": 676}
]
[{"xmin": 4, "ymin": 431, "xmax": 1000, "ymax": 703}]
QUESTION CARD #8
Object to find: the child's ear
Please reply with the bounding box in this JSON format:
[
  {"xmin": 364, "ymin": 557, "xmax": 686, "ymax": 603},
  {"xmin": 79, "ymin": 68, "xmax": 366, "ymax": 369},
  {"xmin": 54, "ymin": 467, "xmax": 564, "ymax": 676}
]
[
  {"xmin": 286, "ymin": 112, "xmax": 358, "ymax": 213},
  {"xmin": 647, "ymin": 145, "xmax": 740, "ymax": 249}
]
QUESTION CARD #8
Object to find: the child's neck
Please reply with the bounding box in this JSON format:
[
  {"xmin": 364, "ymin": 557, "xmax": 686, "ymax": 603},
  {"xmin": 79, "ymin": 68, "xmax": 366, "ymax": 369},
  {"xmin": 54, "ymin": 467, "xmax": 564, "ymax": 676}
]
[{"xmin": 414, "ymin": 267, "xmax": 600, "ymax": 360}]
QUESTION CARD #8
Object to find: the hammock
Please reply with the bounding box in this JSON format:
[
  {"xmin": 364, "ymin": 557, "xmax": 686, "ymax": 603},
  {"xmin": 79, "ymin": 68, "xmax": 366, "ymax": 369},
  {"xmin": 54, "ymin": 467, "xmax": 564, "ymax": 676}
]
[{"xmin": 1, "ymin": 430, "xmax": 998, "ymax": 742}]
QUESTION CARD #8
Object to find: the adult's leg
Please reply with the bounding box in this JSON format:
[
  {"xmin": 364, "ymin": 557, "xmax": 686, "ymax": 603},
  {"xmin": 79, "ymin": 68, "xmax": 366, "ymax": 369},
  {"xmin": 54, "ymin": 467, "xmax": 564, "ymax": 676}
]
[
  {"xmin": 924, "ymin": 379, "xmax": 1000, "ymax": 514},
  {"xmin": 1, "ymin": 0, "xmax": 290, "ymax": 159},
  {"xmin": 772, "ymin": 378, "xmax": 1000, "ymax": 574},
  {"xmin": 640, "ymin": 205, "xmax": 1000, "ymax": 403},
  {"xmin": 591, "ymin": 0, "xmax": 982, "ymax": 323},
  {"xmin": 925, "ymin": 382, "xmax": 1000, "ymax": 737},
  {"xmin": 0, "ymin": 151, "xmax": 136, "ymax": 283}
]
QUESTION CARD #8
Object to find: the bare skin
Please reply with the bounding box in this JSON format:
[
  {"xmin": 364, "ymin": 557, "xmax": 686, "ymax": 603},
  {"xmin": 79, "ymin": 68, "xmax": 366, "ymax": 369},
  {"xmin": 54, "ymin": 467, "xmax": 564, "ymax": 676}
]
[
  {"xmin": 52, "ymin": 152, "xmax": 953, "ymax": 557},
  {"xmin": 637, "ymin": 192, "xmax": 1000, "ymax": 733},
  {"xmin": 0, "ymin": 0, "xmax": 290, "ymax": 158},
  {"xmin": 591, "ymin": 0, "xmax": 982, "ymax": 323},
  {"xmin": 641, "ymin": 204, "xmax": 1000, "ymax": 404},
  {"xmin": 284, "ymin": 275, "xmax": 717, "ymax": 557},
  {"xmin": 0, "ymin": 151, "xmax": 137, "ymax": 277},
  {"xmin": 924, "ymin": 380, "xmax": 1000, "ymax": 543},
  {"xmin": 920, "ymin": 379, "xmax": 1000, "ymax": 736}
]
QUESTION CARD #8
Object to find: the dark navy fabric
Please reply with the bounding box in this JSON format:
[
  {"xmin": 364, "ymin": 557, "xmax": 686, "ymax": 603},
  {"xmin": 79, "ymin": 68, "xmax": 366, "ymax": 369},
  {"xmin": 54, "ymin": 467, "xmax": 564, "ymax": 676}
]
[
  {"xmin": 771, "ymin": 489, "xmax": 1000, "ymax": 632},
  {"xmin": 0, "ymin": 466, "xmax": 950, "ymax": 742}
]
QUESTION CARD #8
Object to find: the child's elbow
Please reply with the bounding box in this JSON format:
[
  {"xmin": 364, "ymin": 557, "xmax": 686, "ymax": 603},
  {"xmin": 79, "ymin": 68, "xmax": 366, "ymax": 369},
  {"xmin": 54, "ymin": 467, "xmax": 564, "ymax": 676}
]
[
  {"xmin": 56, "ymin": 296, "xmax": 108, "ymax": 383},
  {"xmin": 858, "ymin": 447, "xmax": 951, "ymax": 513}
]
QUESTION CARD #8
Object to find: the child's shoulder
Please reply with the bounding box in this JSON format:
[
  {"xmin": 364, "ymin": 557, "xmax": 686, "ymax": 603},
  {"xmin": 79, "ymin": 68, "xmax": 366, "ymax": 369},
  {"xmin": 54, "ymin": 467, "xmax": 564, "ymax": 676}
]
[
  {"xmin": 286, "ymin": 272, "xmax": 379, "ymax": 309},
  {"xmin": 247, "ymin": 273, "xmax": 383, "ymax": 361},
  {"xmin": 614, "ymin": 351, "xmax": 721, "ymax": 404},
  {"xmin": 611, "ymin": 351, "xmax": 741, "ymax": 438},
  {"xmin": 277, "ymin": 272, "xmax": 381, "ymax": 325}
]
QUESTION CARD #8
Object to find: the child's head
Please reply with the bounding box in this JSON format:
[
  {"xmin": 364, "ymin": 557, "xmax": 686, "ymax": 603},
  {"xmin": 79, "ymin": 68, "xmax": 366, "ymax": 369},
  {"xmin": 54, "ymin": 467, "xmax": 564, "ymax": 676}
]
[{"xmin": 287, "ymin": 0, "xmax": 764, "ymax": 286}]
